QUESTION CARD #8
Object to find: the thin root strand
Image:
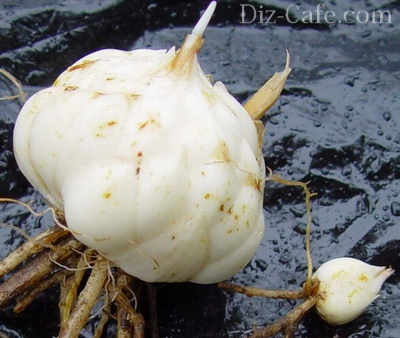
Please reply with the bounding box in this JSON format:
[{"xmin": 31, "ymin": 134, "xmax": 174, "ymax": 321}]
[
  {"xmin": 249, "ymin": 295, "xmax": 319, "ymax": 338},
  {"xmin": 58, "ymin": 256, "xmax": 108, "ymax": 338},
  {"xmin": 218, "ymin": 282, "xmax": 305, "ymax": 300}
]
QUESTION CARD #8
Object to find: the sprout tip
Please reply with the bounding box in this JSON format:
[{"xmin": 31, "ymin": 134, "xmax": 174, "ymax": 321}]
[{"xmin": 192, "ymin": 1, "xmax": 217, "ymax": 37}]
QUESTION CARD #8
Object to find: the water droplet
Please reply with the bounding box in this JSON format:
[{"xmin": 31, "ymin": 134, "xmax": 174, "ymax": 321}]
[
  {"xmin": 361, "ymin": 30, "xmax": 372, "ymax": 38},
  {"xmin": 395, "ymin": 132, "xmax": 400, "ymax": 144},
  {"xmin": 390, "ymin": 202, "xmax": 400, "ymax": 216},
  {"xmin": 346, "ymin": 105, "xmax": 354, "ymax": 111},
  {"xmin": 335, "ymin": 223, "xmax": 346, "ymax": 233},
  {"xmin": 293, "ymin": 224, "xmax": 306, "ymax": 235},
  {"xmin": 313, "ymin": 121, "xmax": 321, "ymax": 128},
  {"xmin": 279, "ymin": 252, "xmax": 293, "ymax": 264},
  {"xmin": 383, "ymin": 111, "xmax": 391, "ymax": 121},
  {"xmin": 255, "ymin": 259, "xmax": 268, "ymax": 272},
  {"xmin": 377, "ymin": 130, "xmax": 384, "ymax": 136},
  {"xmin": 345, "ymin": 76, "xmax": 357, "ymax": 87},
  {"xmin": 269, "ymin": 117, "xmax": 279, "ymax": 125},
  {"xmin": 290, "ymin": 207, "xmax": 305, "ymax": 218},
  {"xmin": 341, "ymin": 166, "xmax": 352, "ymax": 176},
  {"xmin": 321, "ymin": 168, "xmax": 330, "ymax": 175},
  {"xmin": 281, "ymin": 98, "xmax": 289, "ymax": 106}
]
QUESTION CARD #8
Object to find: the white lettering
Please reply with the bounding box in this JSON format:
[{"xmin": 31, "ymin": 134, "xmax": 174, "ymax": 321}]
[
  {"xmin": 325, "ymin": 10, "xmax": 336, "ymax": 23},
  {"xmin": 356, "ymin": 10, "xmax": 369, "ymax": 23},
  {"xmin": 315, "ymin": 3, "xmax": 325, "ymax": 23},
  {"xmin": 263, "ymin": 10, "xmax": 276, "ymax": 24},
  {"xmin": 285, "ymin": 4, "xmax": 299, "ymax": 24},
  {"xmin": 302, "ymin": 10, "xmax": 313, "ymax": 24},
  {"xmin": 344, "ymin": 11, "xmax": 355, "ymax": 24},
  {"xmin": 372, "ymin": 10, "xmax": 392, "ymax": 24},
  {"xmin": 240, "ymin": 4, "xmax": 257, "ymax": 24}
]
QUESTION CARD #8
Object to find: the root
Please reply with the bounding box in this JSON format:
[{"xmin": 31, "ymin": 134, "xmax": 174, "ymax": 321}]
[
  {"xmin": 93, "ymin": 301, "xmax": 111, "ymax": 338},
  {"xmin": 59, "ymin": 254, "xmax": 91, "ymax": 331},
  {"xmin": 249, "ymin": 296, "xmax": 319, "ymax": 338},
  {"xmin": 218, "ymin": 282, "xmax": 304, "ymax": 300},
  {"xmin": 0, "ymin": 198, "xmax": 68, "ymax": 232},
  {"xmin": 58, "ymin": 256, "xmax": 109, "ymax": 338},
  {"xmin": 219, "ymin": 168, "xmax": 319, "ymax": 338},
  {"xmin": 0, "ymin": 227, "xmax": 66, "ymax": 277},
  {"xmin": 14, "ymin": 257, "xmax": 76, "ymax": 313},
  {"xmin": 111, "ymin": 272, "xmax": 145, "ymax": 338},
  {"xmin": 0, "ymin": 196, "xmax": 147, "ymax": 337},
  {"xmin": 0, "ymin": 68, "xmax": 27, "ymax": 102},
  {"xmin": 0, "ymin": 235, "xmax": 83, "ymax": 308},
  {"xmin": 147, "ymin": 283, "xmax": 160, "ymax": 338},
  {"xmin": 266, "ymin": 167, "xmax": 317, "ymax": 295}
]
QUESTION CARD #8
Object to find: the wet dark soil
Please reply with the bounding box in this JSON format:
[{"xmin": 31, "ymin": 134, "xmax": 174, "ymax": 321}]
[{"xmin": 0, "ymin": 1, "xmax": 399, "ymax": 337}]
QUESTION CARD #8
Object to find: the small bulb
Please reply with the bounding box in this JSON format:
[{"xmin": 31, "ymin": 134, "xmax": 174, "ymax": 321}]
[{"xmin": 313, "ymin": 257, "xmax": 394, "ymax": 325}]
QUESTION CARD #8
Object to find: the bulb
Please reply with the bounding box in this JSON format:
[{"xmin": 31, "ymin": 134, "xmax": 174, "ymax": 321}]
[
  {"xmin": 313, "ymin": 257, "xmax": 394, "ymax": 325},
  {"xmin": 13, "ymin": 2, "xmax": 270, "ymax": 284}
]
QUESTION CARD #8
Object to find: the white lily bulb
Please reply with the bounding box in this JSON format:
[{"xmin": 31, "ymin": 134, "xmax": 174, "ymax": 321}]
[
  {"xmin": 13, "ymin": 2, "xmax": 266, "ymax": 283},
  {"xmin": 313, "ymin": 257, "xmax": 394, "ymax": 325}
]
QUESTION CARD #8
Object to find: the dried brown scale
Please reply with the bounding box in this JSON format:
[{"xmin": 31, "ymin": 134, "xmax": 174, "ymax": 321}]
[
  {"xmin": 244, "ymin": 52, "xmax": 291, "ymax": 120},
  {"xmin": 0, "ymin": 235, "xmax": 83, "ymax": 308}
]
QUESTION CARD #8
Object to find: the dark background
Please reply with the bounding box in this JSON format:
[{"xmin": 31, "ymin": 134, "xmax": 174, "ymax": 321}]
[{"xmin": 0, "ymin": 0, "xmax": 399, "ymax": 337}]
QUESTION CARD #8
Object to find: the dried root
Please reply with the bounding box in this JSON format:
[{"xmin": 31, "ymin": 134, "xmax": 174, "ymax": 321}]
[
  {"xmin": 59, "ymin": 256, "xmax": 109, "ymax": 338},
  {"xmin": 219, "ymin": 168, "xmax": 319, "ymax": 338},
  {"xmin": 0, "ymin": 68, "xmax": 27, "ymax": 102},
  {"xmin": 0, "ymin": 199, "xmax": 146, "ymax": 338}
]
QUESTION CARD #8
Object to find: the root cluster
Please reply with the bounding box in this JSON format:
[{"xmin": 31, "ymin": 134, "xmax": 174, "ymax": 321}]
[
  {"xmin": 0, "ymin": 218, "xmax": 147, "ymax": 338},
  {"xmin": 0, "ymin": 169, "xmax": 319, "ymax": 338}
]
